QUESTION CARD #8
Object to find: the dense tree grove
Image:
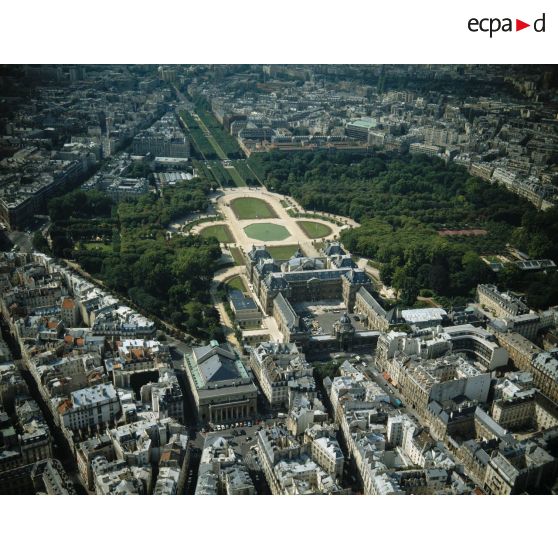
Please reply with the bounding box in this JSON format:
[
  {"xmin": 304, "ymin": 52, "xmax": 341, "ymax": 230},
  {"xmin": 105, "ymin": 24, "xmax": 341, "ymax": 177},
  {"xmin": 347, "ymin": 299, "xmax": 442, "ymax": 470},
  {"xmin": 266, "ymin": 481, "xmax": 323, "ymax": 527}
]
[
  {"xmin": 48, "ymin": 180, "xmax": 224, "ymax": 339},
  {"xmin": 341, "ymin": 216, "xmax": 498, "ymax": 303},
  {"xmin": 32, "ymin": 231, "xmax": 50, "ymax": 253},
  {"xmin": 49, "ymin": 189, "xmax": 113, "ymax": 222},
  {"xmin": 251, "ymin": 151, "xmax": 532, "ymax": 225},
  {"xmin": 251, "ymin": 150, "xmax": 558, "ymax": 308}
]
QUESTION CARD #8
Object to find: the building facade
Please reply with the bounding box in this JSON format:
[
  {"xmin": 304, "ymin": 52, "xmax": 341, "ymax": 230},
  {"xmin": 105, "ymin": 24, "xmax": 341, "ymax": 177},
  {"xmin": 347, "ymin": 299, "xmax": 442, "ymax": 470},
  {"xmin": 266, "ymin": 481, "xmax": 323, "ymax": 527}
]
[{"xmin": 184, "ymin": 341, "xmax": 258, "ymax": 424}]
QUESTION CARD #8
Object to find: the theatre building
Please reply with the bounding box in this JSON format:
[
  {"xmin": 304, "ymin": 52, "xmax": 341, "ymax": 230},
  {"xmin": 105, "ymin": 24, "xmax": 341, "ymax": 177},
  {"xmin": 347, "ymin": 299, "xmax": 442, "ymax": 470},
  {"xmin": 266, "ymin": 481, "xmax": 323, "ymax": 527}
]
[{"xmin": 184, "ymin": 341, "xmax": 258, "ymax": 424}]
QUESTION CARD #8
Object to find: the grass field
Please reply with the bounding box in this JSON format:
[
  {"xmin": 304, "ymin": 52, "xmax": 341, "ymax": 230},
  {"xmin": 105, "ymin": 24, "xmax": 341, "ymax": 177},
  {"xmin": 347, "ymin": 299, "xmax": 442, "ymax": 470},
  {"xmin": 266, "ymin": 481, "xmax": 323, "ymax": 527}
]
[
  {"xmin": 226, "ymin": 275, "xmax": 247, "ymax": 293},
  {"xmin": 226, "ymin": 165, "xmax": 246, "ymax": 188},
  {"xmin": 230, "ymin": 197, "xmax": 278, "ymax": 220},
  {"xmin": 179, "ymin": 111, "xmax": 218, "ymax": 159},
  {"xmin": 229, "ymin": 246, "xmax": 245, "ymax": 265},
  {"xmin": 244, "ymin": 223, "xmax": 290, "ymax": 242},
  {"xmin": 196, "ymin": 109, "xmax": 242, "ymax": 158},
  {"xmin": 207, "ymin": 162, "xmax": 234, "ymax": 187},
  {"xmin": 199, "ymin": 224, "xmax": 234, "ymax": 243},
  {"xmin": 233, "ymin": 161, "xmax": 260, "ymax": 186},
  {"xmin": 297, "ymin": 221, "xmax": 332, "ymax": 239},
  {"xmin": 81, "ymin": 242, "xmax": 112, "ymax": 253},
  {"xmin": 201, "ymin": 123, "xmax": 227, "ymax": 159},
  {"xmin": 266, "ymin": 244, "xmax": 302, "ymax": 260}
]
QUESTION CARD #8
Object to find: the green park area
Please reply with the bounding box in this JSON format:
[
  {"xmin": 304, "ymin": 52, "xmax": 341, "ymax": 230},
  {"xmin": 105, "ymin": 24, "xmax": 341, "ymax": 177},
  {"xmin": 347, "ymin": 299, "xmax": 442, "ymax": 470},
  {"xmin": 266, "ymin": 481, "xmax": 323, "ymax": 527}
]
[
  {"xmin": 226, "ymin": 275, "xmax": 248, "ymax": 293},
  {"xmin": 244, "ymin": 223, "xmax": 290, "ymax": 242},
  {"xmin": 199, "ymin": 224, "xmax": 234, "ymax": 243},
  {"xmin": 179, "ymin": 111, "xmax": 219, "ymax": 160},
  {"xmin": 250, "ymin": 149, "xmax": 558, "ymax": 308},
  {"xmin": 196, "ymin": 108, "xmax": 242, "ymax": 159},
  {"xmin": 297, "ymin": 220, "xmax": 332, "ymax": 239},
  {"xmin": 233, "ymin": 161, "xmax": 260, "ymax": 186},
  {"xmin": 229, "ymin": 246, "xmax": 245, "ymax": 265},
  {"xmin": 266, "ymin": 245, "xmax": 302, "ymax": 260},
  {"xmin": 79, "ymin": 241, "xmax": 113, "ymax": 253},
  {"xmin": 47, "ymin": 184, "xmax": 226, "ymax": 341},
  {"xmin": 230, "ymin": 197, "xmax": 278, "ymax": 220},
  {"xmin": 226, "ymin": 164, "xmax": 247, "ymax": 188}
]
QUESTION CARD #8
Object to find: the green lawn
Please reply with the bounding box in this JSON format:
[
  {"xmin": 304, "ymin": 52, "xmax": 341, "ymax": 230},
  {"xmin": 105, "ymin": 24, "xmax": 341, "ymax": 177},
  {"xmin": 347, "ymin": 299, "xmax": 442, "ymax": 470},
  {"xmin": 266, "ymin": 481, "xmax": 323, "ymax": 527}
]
[
  {"xmin": 204, "ymin": 131, "xmax": 227, "ymax": 160},
  {"xmin": 179, "ymin": 111, "xmax": 218, "ymax": 159},
  {"xmin": 297, "ymin": 220, "xmax": 332, "ymax": 239},
  {"xmin": 244, "ymin": 223, "xmax": 290, "ymax": 242},
  {"xmin": 233, "ymin": 161, "xmax": 260, "ymax": 186},
  {"xmin": 81, "ymin": 242, "xmax": 112, "ymax": 253},
  {"xmin": 226, "ymin": 275, "xmax": 247, "ymax": 293},
  {"xmin": 196, "ymin": 109, "xmax": 242, "ymax": 158},
  {"xmin": 266, "ymin": 244, "xmax": 302, "ymax": 260},
  {"xmin": 191, "ymin": 112, "xmax": 225, "ymax": 158},
  {"xmin": 230, "ymin": 197, "xmax": 278, "ymax": 220},
  {"xmin": 199, "ymin": 224, "xmax": 234, "ymax": 243},
  {"xmin": 226, "ymin": 165, "xmax": 247, "ymax": 188},
  {"xmin": 229, "ymin": 246, "xmax": 245, "ymax": 265},
  {"xmin": 207, "ymin": 162, "xmax": 234, "ymax": 187}
]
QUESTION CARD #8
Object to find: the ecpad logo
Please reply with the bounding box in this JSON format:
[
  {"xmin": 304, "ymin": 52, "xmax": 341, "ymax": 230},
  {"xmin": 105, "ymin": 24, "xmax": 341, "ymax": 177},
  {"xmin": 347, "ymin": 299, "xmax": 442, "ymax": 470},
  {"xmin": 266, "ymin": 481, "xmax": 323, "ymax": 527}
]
[{"xmin": 468, "ymin": 13, "xmax": 546, "ymax": 37}]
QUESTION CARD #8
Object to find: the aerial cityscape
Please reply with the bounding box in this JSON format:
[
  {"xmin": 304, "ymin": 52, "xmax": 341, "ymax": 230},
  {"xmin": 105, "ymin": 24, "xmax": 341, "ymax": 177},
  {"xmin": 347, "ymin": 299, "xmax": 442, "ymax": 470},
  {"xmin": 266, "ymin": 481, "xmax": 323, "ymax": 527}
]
[{"xmin": 1, "ymin": 64, "xmax": 558, "ymax": 495}]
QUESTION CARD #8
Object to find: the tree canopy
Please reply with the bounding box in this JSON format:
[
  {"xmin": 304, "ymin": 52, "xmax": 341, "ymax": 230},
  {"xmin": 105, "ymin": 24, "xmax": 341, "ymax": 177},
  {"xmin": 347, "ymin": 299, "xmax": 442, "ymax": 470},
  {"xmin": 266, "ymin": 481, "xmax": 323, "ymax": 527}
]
[
  {"xmin": 250, "ymin": 149, "xmax": 557, "ymax": 307},
  {"xmin": 48, "ymin": 179, "xmax": 223, "ymax": 338}
]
